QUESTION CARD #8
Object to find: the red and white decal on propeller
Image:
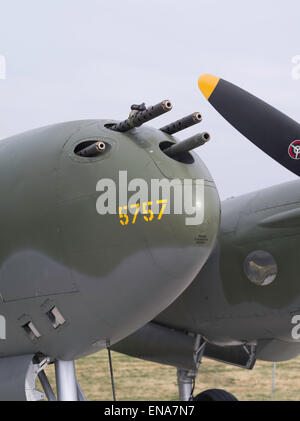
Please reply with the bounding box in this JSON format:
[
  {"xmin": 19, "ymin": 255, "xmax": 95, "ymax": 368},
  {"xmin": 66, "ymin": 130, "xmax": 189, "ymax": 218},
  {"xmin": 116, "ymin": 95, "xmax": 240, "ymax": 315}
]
[{"xmin": 288, "ymin": 140, "xmax": 300, "ymax": 160}]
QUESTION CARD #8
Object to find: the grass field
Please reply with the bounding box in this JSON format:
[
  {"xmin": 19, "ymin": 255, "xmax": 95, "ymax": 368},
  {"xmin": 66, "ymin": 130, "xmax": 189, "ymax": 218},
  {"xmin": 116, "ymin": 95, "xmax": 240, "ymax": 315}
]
[{"xmin": 41, "ymin": 350, "xmax": 300, "ymax": 401}]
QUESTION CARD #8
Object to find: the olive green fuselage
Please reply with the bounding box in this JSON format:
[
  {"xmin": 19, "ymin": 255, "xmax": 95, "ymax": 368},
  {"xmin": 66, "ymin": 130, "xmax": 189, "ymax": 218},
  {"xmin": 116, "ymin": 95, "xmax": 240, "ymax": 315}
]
[
  {"xmin": 154, "ymin": 179, "xmax": 300, "ymax": 361},
  {"xmin": 0, "ymin": 120, "xmax": 220, "ymax": 360}
]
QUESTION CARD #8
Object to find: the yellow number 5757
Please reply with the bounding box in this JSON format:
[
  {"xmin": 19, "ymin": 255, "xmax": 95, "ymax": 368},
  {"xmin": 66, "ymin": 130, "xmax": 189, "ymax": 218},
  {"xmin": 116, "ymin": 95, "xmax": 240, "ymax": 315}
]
[{"xmin": 119, "ymin": 200, "xmax": 167, "ymax": 226}]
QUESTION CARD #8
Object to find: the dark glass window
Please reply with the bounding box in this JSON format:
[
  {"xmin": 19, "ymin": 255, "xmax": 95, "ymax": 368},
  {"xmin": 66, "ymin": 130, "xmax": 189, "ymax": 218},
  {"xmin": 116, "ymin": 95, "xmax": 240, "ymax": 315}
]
[{"xmin": 244, "ymin": 250, "xmax": 277, "ymax": 286}]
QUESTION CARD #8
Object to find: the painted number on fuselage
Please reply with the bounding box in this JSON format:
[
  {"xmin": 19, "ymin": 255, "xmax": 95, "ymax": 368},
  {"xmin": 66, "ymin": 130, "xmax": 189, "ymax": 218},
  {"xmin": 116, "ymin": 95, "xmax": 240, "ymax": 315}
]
[{"xmin": 119, "ymin": 200, "xmax": 168, "ymax": 226}]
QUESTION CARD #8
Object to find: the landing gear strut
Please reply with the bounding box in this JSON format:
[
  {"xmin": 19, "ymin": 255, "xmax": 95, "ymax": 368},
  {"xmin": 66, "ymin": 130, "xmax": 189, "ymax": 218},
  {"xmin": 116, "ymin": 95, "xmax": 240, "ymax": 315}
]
[
  {"xmin": 177, "ymin": 334, "xmax": 206, "ymax": 401},
  {"xmin": 177, "ymin": 368, "xmax": 238, "ymax": 402},
  {"xmin": 176, "ymin": 335, "xmax": 238, "ymax": 401},
  {"xmin": 55, "ymin": 360, "xmax": 78, "ymax": 401},
  {"xmin": 177, "ymin": 369, "xmax": 197, "ymax": 401},
  {"xmin": 38, "ymin": 359, "xmax": 87, "ymax": 401}
]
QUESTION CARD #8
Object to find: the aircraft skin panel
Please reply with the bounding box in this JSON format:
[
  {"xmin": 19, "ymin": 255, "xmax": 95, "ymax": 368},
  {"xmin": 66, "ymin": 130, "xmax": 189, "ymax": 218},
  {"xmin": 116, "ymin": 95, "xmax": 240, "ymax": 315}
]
[{"xmin": 153, "ymin": 179, "xmax": 300, "ymax": 361}]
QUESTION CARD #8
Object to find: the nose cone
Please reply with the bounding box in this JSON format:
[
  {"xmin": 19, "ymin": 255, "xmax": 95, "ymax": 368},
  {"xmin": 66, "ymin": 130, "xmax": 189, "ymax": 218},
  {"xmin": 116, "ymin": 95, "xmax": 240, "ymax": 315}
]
[{"xmin": 58, "ymin": 120, "xmax": 220, "ymax": 357}]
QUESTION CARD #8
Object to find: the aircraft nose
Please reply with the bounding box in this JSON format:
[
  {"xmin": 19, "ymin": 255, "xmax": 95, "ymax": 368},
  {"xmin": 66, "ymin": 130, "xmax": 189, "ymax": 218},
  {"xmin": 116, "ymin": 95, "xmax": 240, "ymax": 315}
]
[
  {"xmin": 56, "ymin": 120, "xmax": 220, "ymax": 355},
  {"xmin": 0, "ymin": 118, "xmax": 220, "ymax": 362}
]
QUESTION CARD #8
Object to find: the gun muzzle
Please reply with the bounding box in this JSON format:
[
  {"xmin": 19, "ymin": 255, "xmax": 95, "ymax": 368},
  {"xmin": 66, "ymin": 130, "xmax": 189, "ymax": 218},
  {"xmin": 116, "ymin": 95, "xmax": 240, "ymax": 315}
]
[
  {"xmin": 110, "ymin": 100, "xmax": 173, "ymax": 132},
  {"xmin": 160, "ymin": 112, "xmax": 202, "ymax": 135},
  {"xmin": 77, "ymin": 141, "xmax": 106, "ymax": 157},
  {"xmin": 164, "ymin": 132, "xmax": 210, "ymax": 157}
]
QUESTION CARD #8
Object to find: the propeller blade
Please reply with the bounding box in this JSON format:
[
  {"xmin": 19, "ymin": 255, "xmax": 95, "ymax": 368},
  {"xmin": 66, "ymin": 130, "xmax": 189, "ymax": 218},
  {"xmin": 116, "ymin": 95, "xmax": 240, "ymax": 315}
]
[{"xmin": 198, "ymin": 74, "xmax": 300, "ymax": 175}]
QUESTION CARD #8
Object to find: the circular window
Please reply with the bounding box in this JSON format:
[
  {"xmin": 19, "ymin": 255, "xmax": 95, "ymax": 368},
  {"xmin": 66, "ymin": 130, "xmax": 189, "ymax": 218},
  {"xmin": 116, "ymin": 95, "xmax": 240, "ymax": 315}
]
[{"xmin": 244, "ymin": 250, "xmax": 277, "ymax": 286}]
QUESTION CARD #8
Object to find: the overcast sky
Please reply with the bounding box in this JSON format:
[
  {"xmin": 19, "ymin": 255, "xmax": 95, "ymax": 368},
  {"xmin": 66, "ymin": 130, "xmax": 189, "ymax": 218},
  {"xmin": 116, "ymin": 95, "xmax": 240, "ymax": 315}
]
[{"xmin": 0, "ymin": 0, "xmax": 299, "ymax": 199}]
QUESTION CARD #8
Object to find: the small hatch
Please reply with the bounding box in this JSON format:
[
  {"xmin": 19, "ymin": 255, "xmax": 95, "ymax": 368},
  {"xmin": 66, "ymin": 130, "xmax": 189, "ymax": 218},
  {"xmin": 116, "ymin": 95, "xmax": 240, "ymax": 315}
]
[
  {"xmin": 46, "ymin": 306, "xmax": 66, "ymax": 329},
  {"xmin": 22, "ymin": 321, "xmax": 41, "ymax": 341}
]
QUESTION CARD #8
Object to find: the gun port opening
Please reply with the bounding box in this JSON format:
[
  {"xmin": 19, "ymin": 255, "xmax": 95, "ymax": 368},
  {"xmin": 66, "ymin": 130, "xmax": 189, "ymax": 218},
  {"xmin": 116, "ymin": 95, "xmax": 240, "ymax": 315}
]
[
  {"xmin": 74, "ymin": 140, "xmax": 108, "ymax": 157},
  {"xmin": 159, "ymin": 141, "xmax": 195, "ymax": 164},
  {"xmin": 104, "ymin": 123, "xmax": 116, "ymax": 130}
]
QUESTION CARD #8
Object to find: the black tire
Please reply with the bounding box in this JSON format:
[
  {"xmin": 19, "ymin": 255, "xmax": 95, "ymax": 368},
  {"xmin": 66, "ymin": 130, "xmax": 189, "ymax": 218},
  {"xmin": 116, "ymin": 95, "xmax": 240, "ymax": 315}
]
[{"xmin": 193, "ymin": 389, "xmax": 238, "ymax": 401}]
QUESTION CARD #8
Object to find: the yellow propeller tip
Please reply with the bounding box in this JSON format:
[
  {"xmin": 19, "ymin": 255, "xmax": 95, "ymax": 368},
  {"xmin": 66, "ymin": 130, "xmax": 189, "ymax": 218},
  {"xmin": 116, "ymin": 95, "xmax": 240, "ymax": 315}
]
[{"xmin": 198, "ymin": 74, "xmax": 220, "ymax": 100}]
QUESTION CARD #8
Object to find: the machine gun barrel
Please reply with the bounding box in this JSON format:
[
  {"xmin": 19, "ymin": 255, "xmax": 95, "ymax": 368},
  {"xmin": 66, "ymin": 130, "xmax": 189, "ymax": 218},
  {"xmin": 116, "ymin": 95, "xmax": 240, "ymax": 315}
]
[
  {"xmin": 111, "ymin": 100, "xmax": 173, "ymax": 132},
  {"xmin": 77, "ymin": 141, "xmax": 106, "ymax": 157},
  {"xmin": 164, "ymin": 132, "xmax": 210, "ymax": 157},
  {"xmin": 160, "ymin": 112, "xmax": 202, "ymax": 135}
]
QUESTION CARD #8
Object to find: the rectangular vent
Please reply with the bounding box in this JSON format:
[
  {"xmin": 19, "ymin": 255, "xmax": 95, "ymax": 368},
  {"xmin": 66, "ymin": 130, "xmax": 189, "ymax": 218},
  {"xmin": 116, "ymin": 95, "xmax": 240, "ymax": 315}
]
[
  {"xmin": 22, "ymin": 321, "xmax": 41, "ymax": 341},
  {"xmin": 46, "ymin": 306, "xmax": 66, "ymax": 329}
]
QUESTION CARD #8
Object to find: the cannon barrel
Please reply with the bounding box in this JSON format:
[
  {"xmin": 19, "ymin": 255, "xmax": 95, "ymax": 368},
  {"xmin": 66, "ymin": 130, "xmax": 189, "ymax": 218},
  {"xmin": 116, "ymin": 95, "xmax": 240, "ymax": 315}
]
[
  {"xmin": 160, "ymin": 112, "xmax": 202, "ymax": 135},
  {"xmin": 110, "ymin": 100, "xmax": 173, "ymax": 132},
  {"xmin": 77, "ymin": 141, "xmax": 106, "ymax": 157},
  {"xmin": 164, "ymin": 132, "xmax": 210, "ymax": 157}
]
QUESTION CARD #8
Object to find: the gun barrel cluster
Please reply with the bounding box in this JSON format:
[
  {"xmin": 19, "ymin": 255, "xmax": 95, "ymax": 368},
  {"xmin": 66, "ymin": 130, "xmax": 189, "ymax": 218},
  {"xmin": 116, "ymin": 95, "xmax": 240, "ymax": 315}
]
[{"xmin": 108, "ymin": 102, "xmax": 211, "ymax": 154}]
